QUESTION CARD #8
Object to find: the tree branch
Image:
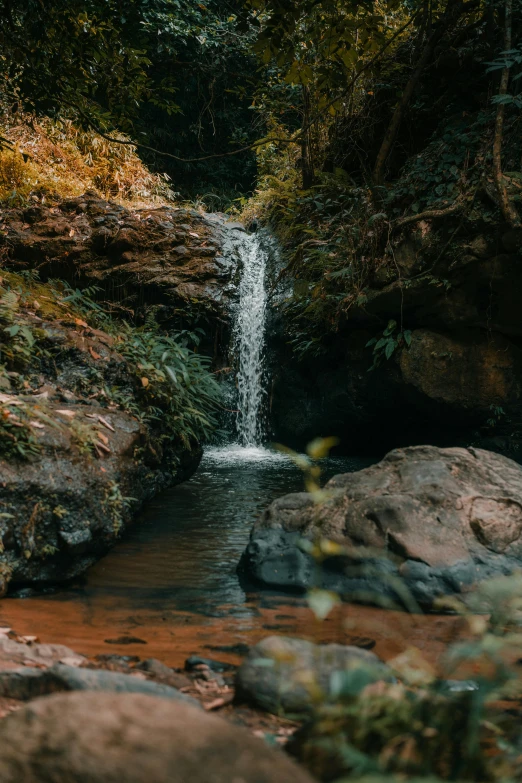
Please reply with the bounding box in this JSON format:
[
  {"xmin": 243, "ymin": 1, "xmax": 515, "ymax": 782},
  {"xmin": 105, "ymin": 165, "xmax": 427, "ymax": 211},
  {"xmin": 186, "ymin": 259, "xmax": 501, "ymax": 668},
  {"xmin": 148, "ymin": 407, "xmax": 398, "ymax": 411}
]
[
  {"xmin": 394, "ymin": 201, "xmax": 463, "ymax": 229},
  {"xmin": 492, "ymin": 0, "xmax": 521, "ymax": 228}
]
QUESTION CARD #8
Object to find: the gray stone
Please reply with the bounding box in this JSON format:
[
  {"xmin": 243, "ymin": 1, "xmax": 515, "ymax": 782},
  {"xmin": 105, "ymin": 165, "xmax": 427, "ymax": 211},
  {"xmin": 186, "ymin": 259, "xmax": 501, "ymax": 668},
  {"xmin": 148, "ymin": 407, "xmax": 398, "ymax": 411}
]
[
  {"xmin": 242, "ymin": 446, "xmax": 522, "ymax": 605},
  {"xmin": 0, "ymin": 664, "xmax": 200, "ymax": 707},
  {"xmin": 172, "ymin": 245, "xmax": 189, "ymax": 256},
  {"xmin": 236, "ymin": 635, "xmax": 391, "ymax": 717}
]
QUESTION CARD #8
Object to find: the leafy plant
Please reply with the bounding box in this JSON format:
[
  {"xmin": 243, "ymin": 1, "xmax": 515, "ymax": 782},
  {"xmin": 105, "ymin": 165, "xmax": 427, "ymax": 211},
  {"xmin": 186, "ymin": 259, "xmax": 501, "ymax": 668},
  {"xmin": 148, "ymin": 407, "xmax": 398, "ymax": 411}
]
[
  {"xmin": 366, "ymin": 320, "xmax": 412, "ymax": 370},
  {"xmin": 117, "ymin": 324, "xmax": 222, "ymax": 449}
]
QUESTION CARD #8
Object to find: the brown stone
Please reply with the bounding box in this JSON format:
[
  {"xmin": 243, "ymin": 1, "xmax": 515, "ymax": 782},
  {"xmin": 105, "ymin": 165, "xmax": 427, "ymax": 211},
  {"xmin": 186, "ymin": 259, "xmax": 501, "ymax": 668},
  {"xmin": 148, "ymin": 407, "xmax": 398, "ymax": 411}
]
[{"xmin": 0, "ymin": 692, "xmax": 317, "ymax": 783}]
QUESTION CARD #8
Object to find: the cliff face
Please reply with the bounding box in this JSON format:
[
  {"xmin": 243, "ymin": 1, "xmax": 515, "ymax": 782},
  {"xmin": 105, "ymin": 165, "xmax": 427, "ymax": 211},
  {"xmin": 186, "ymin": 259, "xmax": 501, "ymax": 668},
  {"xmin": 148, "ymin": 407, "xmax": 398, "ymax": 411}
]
[
  {"xmin": 0, "ymin": 192, "xmax": 238, "ymax": 336},
  {"xmin": 0, "ymin": 193, "xmax": 241, "ymax": 591},
  {"xmin": 271, "ymin": 217, "xmax": 522, "ymax": 455}
]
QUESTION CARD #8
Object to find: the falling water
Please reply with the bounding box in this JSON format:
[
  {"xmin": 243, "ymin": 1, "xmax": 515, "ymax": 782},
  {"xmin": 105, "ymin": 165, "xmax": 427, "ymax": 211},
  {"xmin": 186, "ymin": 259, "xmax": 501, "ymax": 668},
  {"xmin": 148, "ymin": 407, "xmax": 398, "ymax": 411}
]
[{"xmin": 233, "ymin": 232, "xmax": 269, "ymax": 446}]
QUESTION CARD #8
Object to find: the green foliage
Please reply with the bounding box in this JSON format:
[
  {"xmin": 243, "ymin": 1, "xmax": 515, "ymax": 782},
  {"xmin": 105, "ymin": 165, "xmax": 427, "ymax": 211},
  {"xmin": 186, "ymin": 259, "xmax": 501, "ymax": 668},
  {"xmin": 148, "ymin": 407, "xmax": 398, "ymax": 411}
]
[
  {"xmin": 117, "ymin": 325, "xmax": 222, "ymax": 448},
  {"xmin": 366, "ymin": 320, "xmax": 412, "ymax": 370},
  {"xmin": 0, "ymin": 400, "xmax": 41, "ymax": 461}
]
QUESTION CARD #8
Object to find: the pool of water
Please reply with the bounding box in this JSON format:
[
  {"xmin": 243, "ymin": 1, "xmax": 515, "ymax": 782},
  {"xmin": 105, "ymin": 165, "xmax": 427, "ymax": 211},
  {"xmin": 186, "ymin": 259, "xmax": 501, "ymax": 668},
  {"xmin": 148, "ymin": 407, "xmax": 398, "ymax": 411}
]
[
  {"xmin": 85, "ymin": 446, "xmax": 373, "ymax": 616},
  {"xmin": 0, "ymin": 446, "xmax": 470, "ymax": 668}
]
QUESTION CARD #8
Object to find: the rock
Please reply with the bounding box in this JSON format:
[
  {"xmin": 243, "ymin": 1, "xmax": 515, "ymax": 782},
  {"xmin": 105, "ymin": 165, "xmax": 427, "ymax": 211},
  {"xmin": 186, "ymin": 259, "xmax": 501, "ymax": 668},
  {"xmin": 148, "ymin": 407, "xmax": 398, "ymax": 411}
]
[
  {"xmin": 0, "ymin": 193, "xmax": 237, "ymax": 329},
  {"xmin": 135, "ymin": 659, "xmax": 192, "ymax": 689},
  {"xmin": 0, "ymin": 664, "xmax": 199, "ymax": 707},
  {"xmin": 0, "ymin": 692, "xmax": 316, "ymax": 783},
  {"xmin": 399, "ymin": 329, "xmax": 522, "ymax": 413},
  {"xmin": 0, "ymin": 299, "xmax": 201, "ymax": 588},
  {"xmin": 0, "ymin": 636, "xmax": 85, "ymax": 669},
  {"xmin": 105, "ymin": 635, "xmax": 147, "ymax": 645},
  {"xmin": 502, "ymin": 228, "xmax": 522, "ymax": 253},
  {"xmin": 241, "ymin": 446, "xmax": 522, "ymax": 605},
  {"xmin": 184, "ymin": 655, "xmax": 236, "ymax": 673},
  {"xmin": 236, "ymin": 636, "xmax": 390, "ymax": 717}
]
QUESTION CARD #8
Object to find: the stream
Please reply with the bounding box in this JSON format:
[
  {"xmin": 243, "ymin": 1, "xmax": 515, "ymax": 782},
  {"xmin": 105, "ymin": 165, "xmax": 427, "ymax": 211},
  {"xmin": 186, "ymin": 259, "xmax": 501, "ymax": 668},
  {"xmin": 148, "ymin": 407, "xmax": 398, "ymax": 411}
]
[
  {"xmin": 0, "ymin": 227, "xmax": 470, "ymax": 670},
  {"xmin": 0, "ymin": 446, "xmax": 469, "ymax": 671}
]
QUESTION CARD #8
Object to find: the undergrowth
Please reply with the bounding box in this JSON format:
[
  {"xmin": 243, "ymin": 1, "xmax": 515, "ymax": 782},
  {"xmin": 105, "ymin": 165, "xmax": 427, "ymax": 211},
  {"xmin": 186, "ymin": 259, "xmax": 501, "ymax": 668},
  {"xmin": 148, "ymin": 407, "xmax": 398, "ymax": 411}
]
[
  {"xmin": 0, "ymin": 108, "xmax": 176, "ymax": 206},
  {"xmin": 0, "ymin": 270, "xmax": 221, "ymax": 459}
]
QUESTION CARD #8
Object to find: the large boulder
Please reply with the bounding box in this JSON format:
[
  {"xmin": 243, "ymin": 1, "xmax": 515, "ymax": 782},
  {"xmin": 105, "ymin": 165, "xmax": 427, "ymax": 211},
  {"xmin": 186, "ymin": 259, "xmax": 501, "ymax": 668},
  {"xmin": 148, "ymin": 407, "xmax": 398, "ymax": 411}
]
[
  {"xmin": 0, "ymin": 272, "xmax": 200, "ymax": 590},
  {"xmin": 241, "ymin": 445, "xmax": 522, "ymax": 605},
  {"xmin": 236, "ymin": 636, "xmax": 391, "ymax": 717},
  {"xmin": 0, "ymin": 691, "xmax": 317, "ymax": 783},
  {"xmin": 270, "ymin": 216, "xmax": 522, "ymax": 454},
  {"xmin": 0, "ymin": 193, "xmax": 241, "ymax": 327}
]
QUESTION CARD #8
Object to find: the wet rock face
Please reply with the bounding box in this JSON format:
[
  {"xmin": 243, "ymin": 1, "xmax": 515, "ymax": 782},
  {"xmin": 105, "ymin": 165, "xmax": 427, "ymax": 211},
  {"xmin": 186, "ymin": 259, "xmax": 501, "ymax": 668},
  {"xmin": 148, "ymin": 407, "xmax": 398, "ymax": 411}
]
[
  {"xmin": 0, "ymin": 310, "xmax": 200, "ymax": 591},
  {"xmin": 241, "ymin": 445, "xmax": 522, "ymax": 605},
  {"xmin": 0, "ymin": 691, "xmax": 316, "ymax": 783},
  {"xmin": 0, "ymin": 192, "xmax": 237, "ymax": 327},
  {"xmin": 271, "ymin": 221, "xmax": 522, "ymax": 454},
  {"xmin": 236, "ymin": 636, "xmax": 391, "ymax": 717}
]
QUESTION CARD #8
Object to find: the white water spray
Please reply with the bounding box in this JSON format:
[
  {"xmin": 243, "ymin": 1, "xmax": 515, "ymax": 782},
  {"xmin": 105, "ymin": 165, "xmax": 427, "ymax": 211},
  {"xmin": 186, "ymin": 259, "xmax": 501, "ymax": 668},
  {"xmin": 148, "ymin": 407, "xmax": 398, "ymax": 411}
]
[{"xmin": 233, "ymin": 232, "xmax": 269, "ymax": 447}]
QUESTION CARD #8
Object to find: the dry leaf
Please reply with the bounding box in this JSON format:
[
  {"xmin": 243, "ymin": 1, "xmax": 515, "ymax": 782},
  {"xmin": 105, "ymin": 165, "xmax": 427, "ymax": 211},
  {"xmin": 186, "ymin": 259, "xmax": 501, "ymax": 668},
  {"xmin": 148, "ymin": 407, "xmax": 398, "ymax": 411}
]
[
  {"xmin": 141, "ymin": 377, "xmax": 149, "ymax": 388},
  {"xmin": 97, "ymin": 431, "xmax": 109, "ymax": 445},
  {"xmin": 33, "ymin": 300, "xmax": 40, "ymax": 310},
  {"xmin": 29, "ymin": 420, "xmax": 45, "ymax": 429},
  {"xmin": 69, "ymin": 228, "xmax": 75, "ymax": 237},
  {"xmin": 95, "ymin": 440, "xmax": 111, "ymax": 454},
  {"xmin": 55, "ymin": 409, "xmax": 76, "ymax": 418},
  {"xmin": 189, "ymin": 231, "xmax": 199, "ymax": 237},
  {"xmin": 89, "ymin": 346, "xmax": 101, "ymax": 360},
  {"xmin": 98, "ymin": 416, "xmax": 115, "ymax": 432},
  {"xmin": 75, "ymin": 318, "xmax": 89, "ymax": 328}
]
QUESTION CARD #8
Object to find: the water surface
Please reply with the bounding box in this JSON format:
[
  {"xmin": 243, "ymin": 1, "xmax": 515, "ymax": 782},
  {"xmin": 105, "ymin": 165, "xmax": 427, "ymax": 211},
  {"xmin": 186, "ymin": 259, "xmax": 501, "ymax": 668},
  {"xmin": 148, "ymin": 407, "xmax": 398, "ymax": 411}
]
[
  {"xmin": 0, "ymin": 447, "xmax": 470, "ymax": 668},
  {"xmin": 86, "ymin": 446, "xmax": 371, "ymax": 615}
]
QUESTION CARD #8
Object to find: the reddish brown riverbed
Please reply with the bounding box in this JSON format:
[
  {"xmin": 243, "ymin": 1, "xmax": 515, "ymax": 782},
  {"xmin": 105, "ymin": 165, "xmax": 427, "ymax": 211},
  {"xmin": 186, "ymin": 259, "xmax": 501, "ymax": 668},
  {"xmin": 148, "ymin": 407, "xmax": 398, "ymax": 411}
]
[
  {"xmin": 0, "ymin": 448, "xmax": 473, "ymax": 672},
  {"xmin": 0, "ymin": 594, "xmax": 470, "ymax": 672}
]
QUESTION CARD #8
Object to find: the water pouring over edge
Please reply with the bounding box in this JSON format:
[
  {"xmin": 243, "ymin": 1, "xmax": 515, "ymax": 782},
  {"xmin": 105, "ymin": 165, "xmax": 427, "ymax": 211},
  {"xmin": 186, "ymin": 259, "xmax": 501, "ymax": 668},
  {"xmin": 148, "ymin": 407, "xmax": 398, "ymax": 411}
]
[{"xmin": 233, "ymin": 231, "xmax": 270, "ymax": 449}]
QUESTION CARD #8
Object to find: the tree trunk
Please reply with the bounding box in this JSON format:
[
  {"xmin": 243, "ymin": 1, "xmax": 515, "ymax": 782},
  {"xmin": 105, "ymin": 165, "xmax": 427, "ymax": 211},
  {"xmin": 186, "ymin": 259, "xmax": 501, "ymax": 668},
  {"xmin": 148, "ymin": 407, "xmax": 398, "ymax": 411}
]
[
  {"xmin": 373, "ymin": 0, "xmax": 468, "ymax": 185},
  {"xmin": 492, "ymin": 0, "xmax": 520, "ymax": 227}
]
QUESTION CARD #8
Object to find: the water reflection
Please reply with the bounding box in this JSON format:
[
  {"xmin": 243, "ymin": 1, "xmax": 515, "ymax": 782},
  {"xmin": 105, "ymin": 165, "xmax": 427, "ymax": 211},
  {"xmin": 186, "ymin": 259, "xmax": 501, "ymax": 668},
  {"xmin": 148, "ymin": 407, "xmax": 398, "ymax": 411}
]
[{"xmin": 85, "ymin": 446, "xmax": 373, "ymax": 616}]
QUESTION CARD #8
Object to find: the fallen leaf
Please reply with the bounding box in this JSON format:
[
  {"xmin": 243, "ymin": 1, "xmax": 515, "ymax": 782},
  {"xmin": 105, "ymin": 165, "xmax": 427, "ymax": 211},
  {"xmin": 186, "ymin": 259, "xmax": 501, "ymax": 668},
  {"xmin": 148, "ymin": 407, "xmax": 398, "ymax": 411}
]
[
  {"xmin": 88, "ymin": 346, "xmax": 101, "ymax": 360},
  {"xmin": 141, "ymin": 377, "xmax": 149, "ymax": 388},
  {"xmin": 0, "ymin": 395, "xmax": 24, "ymax": 406},
  {"xmin": 96, "ymin": 431, "xmax": 109, "ymax": 446},
  {"xmin": 69, "ymin": 228, "xmax": 75, "ymax": 237},
  {"xmin": 98, "ymin": 415, "xmax": 115, "ymax": 432},
  {"xmin": 55, "ymin": 409, "xmax": 76, "ymax": 418},
  {"xmin": 95, "ymin": 440, "xmax": 111, "ymax": 454},
  {"xmin": 33, "ymin": 300, "xmax": 40, "ymax": 310},
  {"xmin": 29, "ymin": 420, "xmax": 45, "ymax": 429},
  {"xmin": 189, "ymin": 231, "xmax": 199, "ymax": 238},
  {"xmin": 203, "ymin": 693, "xmax": 235, "ymax": 711},
  {"xmin": 75, "ymin": 318, "xmax": 89, "ymax": 328}
]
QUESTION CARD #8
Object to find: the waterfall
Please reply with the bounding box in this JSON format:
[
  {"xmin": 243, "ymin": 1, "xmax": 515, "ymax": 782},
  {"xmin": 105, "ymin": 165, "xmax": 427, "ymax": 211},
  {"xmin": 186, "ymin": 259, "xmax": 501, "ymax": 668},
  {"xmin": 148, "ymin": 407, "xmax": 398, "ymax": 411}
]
[{"xmin": 233, "ymin": 232, "xmax": 269, "ymax": 446}]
